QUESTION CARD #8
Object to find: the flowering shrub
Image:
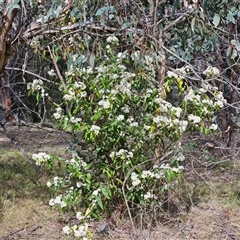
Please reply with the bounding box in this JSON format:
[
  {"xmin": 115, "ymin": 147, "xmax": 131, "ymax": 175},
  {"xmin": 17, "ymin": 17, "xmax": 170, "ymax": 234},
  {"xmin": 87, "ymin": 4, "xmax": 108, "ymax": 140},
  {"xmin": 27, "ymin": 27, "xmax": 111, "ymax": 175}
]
[{"xmin": 32, "ymin": 39, "xmax": 226, "ymax": 238}]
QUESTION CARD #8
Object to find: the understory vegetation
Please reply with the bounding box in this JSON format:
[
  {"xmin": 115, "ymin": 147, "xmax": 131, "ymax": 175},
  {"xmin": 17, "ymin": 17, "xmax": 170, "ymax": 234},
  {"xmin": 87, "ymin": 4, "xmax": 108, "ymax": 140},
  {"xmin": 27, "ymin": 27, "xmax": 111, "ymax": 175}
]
[{"xmin": 0, "ymin": 0, "xmax": 240, "ymax": 239}]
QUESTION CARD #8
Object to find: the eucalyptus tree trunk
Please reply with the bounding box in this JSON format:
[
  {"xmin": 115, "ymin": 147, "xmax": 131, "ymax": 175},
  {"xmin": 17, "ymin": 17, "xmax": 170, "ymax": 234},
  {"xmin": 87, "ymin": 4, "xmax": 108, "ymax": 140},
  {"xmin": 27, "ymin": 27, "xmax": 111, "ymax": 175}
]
[{"xmin": 0, "ymin": 2, "xmax": 18, "ymax": 121}]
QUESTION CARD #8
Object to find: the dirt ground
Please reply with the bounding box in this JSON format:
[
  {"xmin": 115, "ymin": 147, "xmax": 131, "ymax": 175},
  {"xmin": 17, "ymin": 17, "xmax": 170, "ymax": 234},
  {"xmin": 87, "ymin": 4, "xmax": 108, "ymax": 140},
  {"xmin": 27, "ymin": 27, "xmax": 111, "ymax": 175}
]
[{"xmin": 0, "ymin": 125, "xmax": 240, "ymax": 240}]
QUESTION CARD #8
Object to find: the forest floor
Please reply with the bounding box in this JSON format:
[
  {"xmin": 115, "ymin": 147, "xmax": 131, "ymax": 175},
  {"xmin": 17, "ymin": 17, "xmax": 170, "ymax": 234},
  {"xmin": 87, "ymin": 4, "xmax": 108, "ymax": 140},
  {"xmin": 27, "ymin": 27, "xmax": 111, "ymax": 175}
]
[{"xmin": 0, "ymin": 124, "xmax": 240, "ymax": 240}]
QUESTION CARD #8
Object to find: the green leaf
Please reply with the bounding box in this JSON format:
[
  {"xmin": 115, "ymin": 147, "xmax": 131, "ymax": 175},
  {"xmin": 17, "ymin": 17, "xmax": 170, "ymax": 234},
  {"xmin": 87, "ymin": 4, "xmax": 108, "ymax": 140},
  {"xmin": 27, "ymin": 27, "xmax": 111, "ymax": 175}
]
[
  {"xmin": 231, "ymin": 40, "xmax": 237, "ymax": 46},
  {"xmin": 97, "ymin": 196, "xmax": 104, "ymax": 209},
  {"xmin": 227, "ymin": 11, "xmax": 236, "ymax": 24},
  {"xmin": 101, "ymin": 186, "xmax": 111, "ymax": 199},
  {"xmin": 226, "ymin": 45, "xmax": 232, "ymax": 57},
  {"xmin": 7, "ymin": 1, "xmax": 20, "ymax": 15},
  {"xmin": 96, "ymin": 6, "xmax": 116, "ymax": 16},
  {"xmin": 191, "ymin": 17, "xmax": 196, "ymax": 33},
  {"xmin": 55, "ymin": 6, "xmax": 62, "ymax": 18},
  {"xmin": 96, "ymin": 8, "xmax": 105, "ymax": 16},
  {"xmin": 213, "ymin": 14, "xmax": 220, "ymax": 27},
  {"xmin": 231, "ymin": 49, "xmax": 238, "ymax": 60},
  {"xmin": 91, "ymin": 111, "xmax": 102, "ymax": 121},
  {"xmin": 63, "ymin": 118, "xmax": 68, "ymax": 130},
  {"xmin": 89, "ymin": 53, "xmax": 95, "ymax": 68},
  {"xmin": 197, "ymin": 23, "xmax": 203, "ymax": 36},
  {"xmin": 36, "ymin": 91, "xmax": 40, "ymax": 102},
  {"xmin": 199, "ymin": 11, "xmax": 205, "ymax": 21}
]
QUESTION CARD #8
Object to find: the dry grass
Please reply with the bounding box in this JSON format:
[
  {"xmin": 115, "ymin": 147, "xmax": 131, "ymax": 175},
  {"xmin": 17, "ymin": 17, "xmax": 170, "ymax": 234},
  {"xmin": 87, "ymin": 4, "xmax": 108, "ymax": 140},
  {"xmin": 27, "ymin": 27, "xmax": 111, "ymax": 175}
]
[{"xmin": 0, "ymin": 199, "xmax": 63, "ymax": 239}]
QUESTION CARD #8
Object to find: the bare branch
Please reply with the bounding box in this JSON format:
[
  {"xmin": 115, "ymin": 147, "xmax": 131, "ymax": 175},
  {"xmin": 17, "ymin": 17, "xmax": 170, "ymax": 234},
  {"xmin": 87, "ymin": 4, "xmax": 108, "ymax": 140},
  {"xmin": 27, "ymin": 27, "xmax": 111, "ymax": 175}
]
[
  {"xmin": 47, "ymin": 45, "xmax": 66, "ymax": 91},
  {"xmin": 5, "ymin": 67, "xmax": 57, "ymax": 84}
]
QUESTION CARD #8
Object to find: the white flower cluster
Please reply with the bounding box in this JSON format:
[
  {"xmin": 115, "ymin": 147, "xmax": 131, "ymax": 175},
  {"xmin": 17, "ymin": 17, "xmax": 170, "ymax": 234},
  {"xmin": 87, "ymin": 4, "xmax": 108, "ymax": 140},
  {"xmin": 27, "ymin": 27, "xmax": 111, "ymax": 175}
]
[
  {"xmin": 121, "ymin": 105, "xmax": 130, "ymax": 113},
  {"xmin": 202, "ymin": 83, "xmax": 226, "ymax": 108},
  {"xmin": 76, "ymin": 211, "xmax": 84, "ymax": 221},
  {"xmin": 66, "ymin": 157, "xmax": 87, "ymax": 170},
  {"xmin": 144, "ymin": 55, "xmax": 154, "ymax": 66},
  {"xmin": 70, "ymin": 116, "xmax": 82, "ymax": 123},
  {"xmin": 184, "ymin": 88, "xmax": 200, "ymax": 103},
  {"xmin": 81, "ymin": 66, "xmax": 94, "ymax": 75},
  {"xmin": 214, "ymin": 91, "xmax": 226, "ymax": 108},
  {"xmin": 113, "ymin": 79, "xmax": 132, "ymax": 97},
  {"xmin": 184, "ymin": 85, "xmax": 226, "ymax": 113},
  {"xmin": 169, "ymin": 148, "xmax": 186, "ymax": 163},
  {"xmin": 32, "ymin": 152, "xmax": 51, "ymax": 166},
  {"xmin": 167, "ymin": 66, "xmax": 190, "ymax": 79},
  {"xmin": 198, "ymin": 83, "xmax": 212, "ymax": 93},
  {"xmin": 63, "ymin": 81, "xmax": 87, "ymax": 102},
  {"xmin": 141, "ymin": 170, "xmax": 155, "ymax": 179},
  {"xmin": 98, "ymin": 98, "xmax": 111, "ymax": 109},
  {"xmin": 131, "ymin": 161, "xmax": 184, "ymax": 189},
  {"xmin": 92, "ymin": 188, "xmax": 100, "ymax": 196},
  {"xmin": 177, "ymin": 65, "xmax": 191, "ymax": 74},
  {"xmin": 131, "ymin": 51, "xmax": 142, "ymax": 61},
  {"xmin": 63, "ymin": 224, "xmax": 88, "ymax": 239},
  {"xmin": 160, "ymin": 163, "xmax": 184, "ymax": 173},
  {"xmin": 74, "ymin": 81, "xmax": 86, "ymax": 90},
  {"xmin": 167, "ymin": 71, "xmax": 178, "ymax": 79},
  {"xmin": 47, "ymin": 69, "xmax": 56, "ymax": 77},
  {"xmin": 27, "ymin": 79, "xmax": 43, "ymax": 92},
  {"xmin": 95, "ymin": 65, "xmax": 107, "ymax": 75},
  {"xmin": 116, "ymin": 114, "xmax": 124, "ymax": 121},
  {"xmin": 76, "ymin": 181, "xmax": 86, "ymax": 188},
  {"xmin": 30, "ymin": 35, "xmax": 43, "ymax": 49},
  {"xmin": 53, "ymin": 107, "xmax": 62, "ymax": 120},
  {"xmin": 152, "ymin": 96, "xmax": 188, "ymax": 133},
  {"xmin": 131, "ymin": 170, "xmax": 161, "ymax": 188},
  {"xmin": 106, "ymin": 35, "xmax": 119, "ymax": 43},
  {"xmin": 126, "ymin": 116, "xmax": 139, "ymax": 127},
  {"xmin": 49, "ymin": 194, "xmax": 67, "ymax": 208},
  {"xmin": 109, "ymin": 149, "xmax": 134, "ymax": 159},
  {"xmin": 143, "ymin": 192, "xmax": 157, "ymax": 200},
  {"xmin": 117, "ymin": 51, "xmax": 128, "ymax": 61},
  {"xmin": 63, "ymin": 89, "xmax": 75, "ymax": 101},
  {"xmin": 49, "ymin": 185, "xmax": 77, "ymax": 209},
  {"xmin": 153, "ymin": 115, "xmax": 171, "ymax": 126},
  {"xmin": 188, "ymin": 114, "xmax": 201, "ymax": 124},
  {"xmin": 131, "ymin": 172, "xmax": 141, "ymax": 187},
  {"xmin": 179, "ymin": 120, "xmax": 188, "ymax": 133},
  {"xmin": 209, "ymin": 123, "xmax": 218, "ymax": 130},
  {"xmin": 154, "ymin": 97, "xmax": 182, "ymax": 116},
  {"xmin": 46, "ymin": 176, "xmax": 64, "ymax": 188},
  {"xmin": 203, "ymin": 66, "xmax": 220, "ymax": 77},
  {"xmin": 90, "ymin": 125, "xmax": 100, "ymax": 135},
  {"xmin": 68, "ymin": 33, "xmax": 83, "ymax": 45}
]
